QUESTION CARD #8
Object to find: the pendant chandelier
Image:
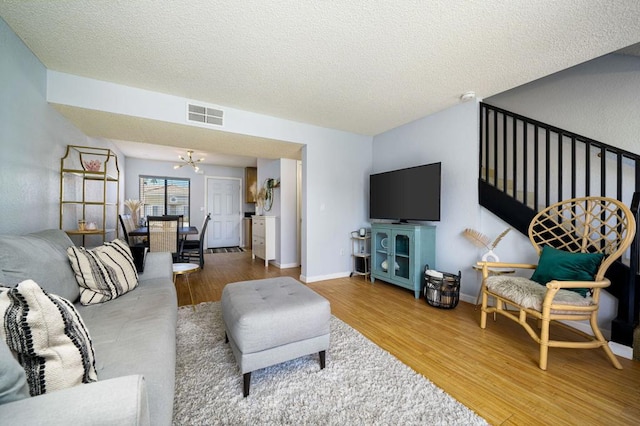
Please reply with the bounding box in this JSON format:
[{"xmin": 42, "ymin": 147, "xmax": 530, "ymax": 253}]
[{"xmin": 173, "ymin": 150, "xmax": 204, "ymax": 172}]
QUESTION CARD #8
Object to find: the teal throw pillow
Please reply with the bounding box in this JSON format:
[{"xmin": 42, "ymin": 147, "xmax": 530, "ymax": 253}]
[{"xmin": 530, "ymin": 245, "xmax": 604, "ymax": 297}]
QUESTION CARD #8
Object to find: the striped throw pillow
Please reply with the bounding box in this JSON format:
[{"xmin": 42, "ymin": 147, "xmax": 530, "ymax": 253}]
[
  {"xmin": 0, "ymin": 280, "xmax": 97, "ymax": 396},
  {"xmin": 67, "ymin": 239, "xmax": 139, "ymax": 305}
]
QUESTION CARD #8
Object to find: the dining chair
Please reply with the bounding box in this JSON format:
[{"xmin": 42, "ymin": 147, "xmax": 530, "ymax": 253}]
[
  {"xmin": 163, "ymin": 214, "xmax": 184, "ymax": 228},
  {"xmin": 147, "ymin": 215, "xmax": 183, "ymax": 263},
  {"xmin": 119, "ymin": 214, "xmax": 140, "ymax": 244},
  {"xmin": 181, "ymin": 213, "xmax": 211, "ymax": 268},
  {"xmin": 119, "ymin": 214, "xmax": 148, "ymax": 272}
]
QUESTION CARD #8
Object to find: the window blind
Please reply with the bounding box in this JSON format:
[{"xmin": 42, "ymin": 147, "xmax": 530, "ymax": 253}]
[{"xmin": 139, "ymin": 176, "xmax": 190, "ymax": 225}]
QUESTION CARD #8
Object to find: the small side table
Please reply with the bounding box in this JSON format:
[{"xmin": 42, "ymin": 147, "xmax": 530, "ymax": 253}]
[
  {"xmin": 472, "ymin": 265, "xmax": 515, "ymax": 308},
  {"xmin": 350, "ymin": 231, "xmax": 371, "ymax": 280},
  {"xmin": 173, "ymin": 263, "xmax": 200, "ymax": 311}
]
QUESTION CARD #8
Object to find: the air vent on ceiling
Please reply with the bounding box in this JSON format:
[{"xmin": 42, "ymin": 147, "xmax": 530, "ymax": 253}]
[{"xmin": 187, "ymin": 103, "xmax": 224, "ymax": 127}]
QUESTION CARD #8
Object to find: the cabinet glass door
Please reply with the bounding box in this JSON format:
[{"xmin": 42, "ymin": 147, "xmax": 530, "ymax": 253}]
[
  {"xmin": 372, "ymin": 230, "xmax": 390, "ymax": 278},
  {"xmin": 392, "ymin": 232, "xmax": 411, "ymax": 282}
]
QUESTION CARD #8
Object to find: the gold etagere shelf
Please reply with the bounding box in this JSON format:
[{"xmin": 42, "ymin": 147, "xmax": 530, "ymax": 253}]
[{"xmin": 59, "ymin": 145, "xmax": 120, "ymax": 247}]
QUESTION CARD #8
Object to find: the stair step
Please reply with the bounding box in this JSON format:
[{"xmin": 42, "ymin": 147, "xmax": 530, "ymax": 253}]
[{"xmin": 481, "ymin": 168, "xmax": 539, "ymax": 209}]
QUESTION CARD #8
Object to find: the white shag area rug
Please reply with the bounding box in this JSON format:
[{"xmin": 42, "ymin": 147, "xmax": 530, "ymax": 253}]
[{"xmin": 173, "ymin": 302, "xmax": 487, "ymax": 425}]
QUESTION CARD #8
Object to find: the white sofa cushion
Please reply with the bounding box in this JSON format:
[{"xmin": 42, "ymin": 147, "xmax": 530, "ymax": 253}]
[
  {"xmin": 0, "ymin": 280, "xmax": 97, "ymax": 396},
  {"xmin": 67, "ymin": 239, "xmax": 138, "ymax": 305}
]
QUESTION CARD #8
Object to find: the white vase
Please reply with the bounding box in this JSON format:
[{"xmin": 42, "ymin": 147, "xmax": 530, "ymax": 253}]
[{"xmin": 481, "ymin": 249, "xmax": 499, "ymax": 262}]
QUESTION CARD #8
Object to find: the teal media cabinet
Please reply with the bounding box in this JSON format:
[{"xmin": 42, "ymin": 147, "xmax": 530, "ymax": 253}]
[{"xmin": 370, "ymin": 223, "xmax": 436, "ymax": 298}]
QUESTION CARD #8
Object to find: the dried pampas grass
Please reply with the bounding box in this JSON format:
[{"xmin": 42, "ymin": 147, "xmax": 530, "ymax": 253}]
[{"xmin": 462, "ymin": 227, "xmax": 511, "ymax": 250}]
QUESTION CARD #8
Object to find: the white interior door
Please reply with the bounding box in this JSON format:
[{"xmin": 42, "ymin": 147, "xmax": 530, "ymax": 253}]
[{"xmin": 206, "ymin": 177, "xmax": 241, "ymax": 248}]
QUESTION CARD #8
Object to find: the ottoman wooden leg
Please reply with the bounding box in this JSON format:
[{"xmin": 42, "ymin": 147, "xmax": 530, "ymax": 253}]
[
  {"xmin": 243, "ymin": 372, "xmax": 251, "ymax": 397},
  {"xmin": 319, "ymin": 350, "xmax": 326, "ymax": 369}
]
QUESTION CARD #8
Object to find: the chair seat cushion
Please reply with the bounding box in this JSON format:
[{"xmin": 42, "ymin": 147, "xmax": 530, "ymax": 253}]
[{"xmin": 486, "ymin": 275, "xmax": 593, "ymax": 313}]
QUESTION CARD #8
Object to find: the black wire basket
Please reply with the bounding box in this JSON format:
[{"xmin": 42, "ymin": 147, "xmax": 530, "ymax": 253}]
[{"xmin": 423, "ymin": 266, "xmax": 461, "ymax": 309}]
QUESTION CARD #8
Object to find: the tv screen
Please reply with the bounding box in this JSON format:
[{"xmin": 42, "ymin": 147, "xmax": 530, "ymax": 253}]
[{"xmin": 369, "ymin": 162, "xmax": 441, "ymax": 222}]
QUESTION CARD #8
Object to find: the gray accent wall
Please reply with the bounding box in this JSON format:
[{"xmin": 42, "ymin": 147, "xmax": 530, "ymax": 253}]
[{"xmin": 0, "ymin": 18, "xmax": 124, "ymax": 236}]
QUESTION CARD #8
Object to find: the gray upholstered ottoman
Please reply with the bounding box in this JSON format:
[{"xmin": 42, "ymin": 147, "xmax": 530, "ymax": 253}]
[{"xmin": 221, "ymin": 277, "xmax": 331, "ymax": 396}]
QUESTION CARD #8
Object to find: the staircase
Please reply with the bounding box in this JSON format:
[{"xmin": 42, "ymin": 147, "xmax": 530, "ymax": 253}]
[{"xmin": 478, "ymin": 102, "xmax": 640, "ymax": 348}]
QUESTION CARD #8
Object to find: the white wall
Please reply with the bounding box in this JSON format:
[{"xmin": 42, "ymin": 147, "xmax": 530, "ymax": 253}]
[
  {"xmin": 124, "ymin": 157, "xmax": 245, "ymax": 232},
  {"xmin": 372, "ymin": 100, "xmax": 482, "ymax": 301},
  {"xmin": 0, "ymin": 18, "xmax": 125, "ymax": 237},
  {"xmin": 279, "ymin": 158, "xmax": 299, "ymax": 267},
  {"xmin": 255, "ymin": 158, "xmax": 299, "ymax": 268},
  {"xmin": 46, "ymin": 71, "xmax": 373, "ymax": 282},
  {"xmin": 485, "ymin": 53, "xmax": 640, "ymax": 154},
  {"xmin": 481, "ymin": 52, "xmax": 640, "ymax": 335},
  {"xmin": 301, "ymin": 139, "xmax": 372, "ymax": 282}
]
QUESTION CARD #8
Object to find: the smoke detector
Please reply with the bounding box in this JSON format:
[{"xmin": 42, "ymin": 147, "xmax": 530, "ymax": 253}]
[{"xmin": 460, "ymin": 91, "xmax": 476, "ymax": 102}]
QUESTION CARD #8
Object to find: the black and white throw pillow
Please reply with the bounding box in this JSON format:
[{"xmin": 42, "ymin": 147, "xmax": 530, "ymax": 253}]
[
  {"xmin": 67, "ymin": 238, "xmax": 139, "ymax": 305},
  {"xmin": 0, "ymin": 280, "xmax": 98, "ymax": 396}
]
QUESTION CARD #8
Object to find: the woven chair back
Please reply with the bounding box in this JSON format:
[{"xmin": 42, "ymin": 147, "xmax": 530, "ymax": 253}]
[
  {"xmin": 148, "ymin": 215, "xmax": 180, "ymax": 254},
  {"xmin": 528, "ymin": 196, "xmax": 636, "ymax": 280}
]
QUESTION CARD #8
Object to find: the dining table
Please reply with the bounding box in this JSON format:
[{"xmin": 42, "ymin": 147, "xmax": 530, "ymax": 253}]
[
  {"xmin": 127, "ymin": 225, "xmax": 199, "ymax": 272},
  {"xmin": 128, "ymin": 226, "xmax": 199, "ymax": 237}
]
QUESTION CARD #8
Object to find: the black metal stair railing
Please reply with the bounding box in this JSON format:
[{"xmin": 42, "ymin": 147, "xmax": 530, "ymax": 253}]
[
  {"xmin": 611, "ymin": 192, "xmax": 640, "ymax": 346},
  {"xmin": 478, "ymin": 101, "xmax": 640, "ymax": 346}
]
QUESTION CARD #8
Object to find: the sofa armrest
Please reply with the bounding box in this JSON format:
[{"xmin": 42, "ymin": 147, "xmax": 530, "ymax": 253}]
[
  {"xmin": 0, "ymin": 375, "xmax": 149, "ymax": 426},
  {"xmin": 138, "ymin": 252, "xmax": 173, "ymax": 281}
]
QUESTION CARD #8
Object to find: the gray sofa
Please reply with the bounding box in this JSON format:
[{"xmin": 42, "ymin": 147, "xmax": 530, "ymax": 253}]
[{"xmin": 0, "ymin": 229, "xmax": 177, "ymax": 426}]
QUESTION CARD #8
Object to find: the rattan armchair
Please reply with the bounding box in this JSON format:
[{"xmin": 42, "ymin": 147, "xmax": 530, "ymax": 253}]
[
  {"xmin": 147, "ymin": 215, "xmax": 183, "ymax": 262},
  {"xmin": 479, "ymin": 196, "xmax": 636, "ymax": 370}
]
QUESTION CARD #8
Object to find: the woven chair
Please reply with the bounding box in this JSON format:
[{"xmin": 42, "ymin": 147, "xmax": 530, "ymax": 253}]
[
  {"xmin": 147, "ymin": 215, "xmax": 183, "ymax": 262},
  {"xmin": 478, "ymin": 196, "xmax": 636, "ymax": 370},
  {"xmin": 181, "ymin": 213, "xmax": 211, "ymax": 269}
]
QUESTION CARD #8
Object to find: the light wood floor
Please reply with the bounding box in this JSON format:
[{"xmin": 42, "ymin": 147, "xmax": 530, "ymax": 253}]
[{"xmin": 176, "ymin": 251, "xmax": 640, "ymax": 425}]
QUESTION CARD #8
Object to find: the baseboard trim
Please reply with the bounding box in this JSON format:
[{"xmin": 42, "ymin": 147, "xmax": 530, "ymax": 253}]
[
  {"xmin": 278, "ymin": 262, "xmax": 299, "ymax": 269},
  {"xmin": 609, "ymin": 341, "xmax": 633, "ymax": 360},
  {"xmin": 460, "ymin": 293, "xmax": 476, "ymax": 305},
  {"xmin": 300, "ymin": 271, "xmax": 351, "ymax": 283}
]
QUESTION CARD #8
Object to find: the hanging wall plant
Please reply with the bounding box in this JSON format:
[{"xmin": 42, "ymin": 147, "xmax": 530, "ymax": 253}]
[{"xmin": 262, "ymin": 178, "xmax": 280, "ymax": 212}]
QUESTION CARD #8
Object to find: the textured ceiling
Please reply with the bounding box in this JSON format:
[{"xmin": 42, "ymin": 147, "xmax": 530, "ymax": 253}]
[{"xmin": 2, "ymin": 1, "xmax": 640, "ymax": 165}]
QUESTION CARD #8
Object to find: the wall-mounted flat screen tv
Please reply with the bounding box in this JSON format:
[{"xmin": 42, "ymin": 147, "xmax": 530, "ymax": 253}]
[{"xmin": 369, "ymin": 162, "xmax": 441, "ymax": 222}]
